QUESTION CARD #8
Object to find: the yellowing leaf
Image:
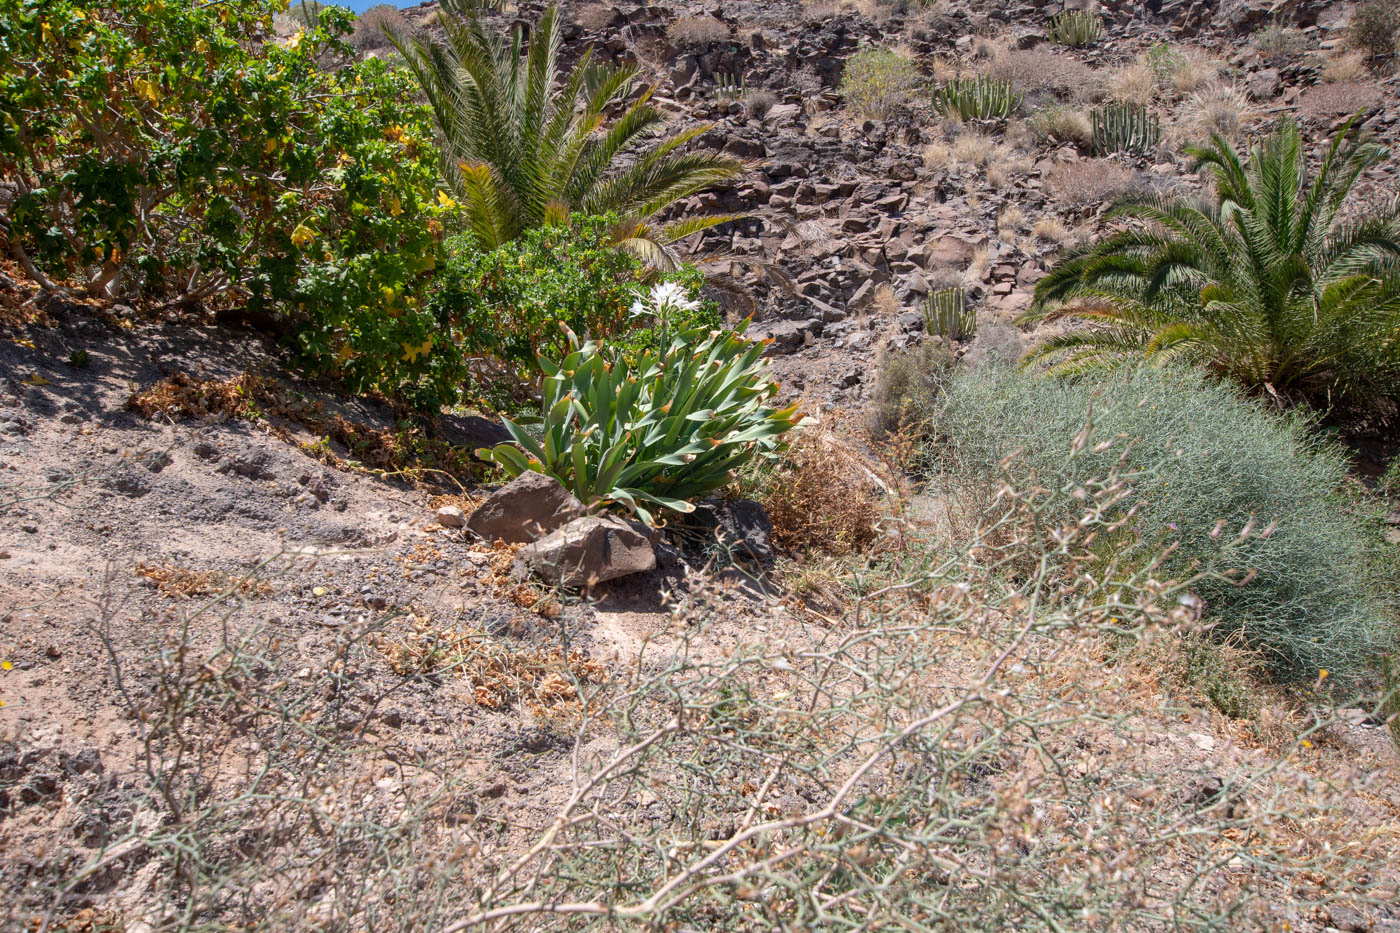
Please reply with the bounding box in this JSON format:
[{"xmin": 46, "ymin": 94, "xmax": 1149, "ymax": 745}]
[
  {"xmin": 40, "ymin": 20, "xmax": 55, "ymax": 43},
  {"xmin": 265, "ymin": 137, "xmax": 279, "ymax": 155},
  {"xmin": 135, "ymin": 77, "xmax": 160, "ymax": 104},
  {"xmin": 22, "ymin": 374, "xmax": 50, "ymax": 386},
  {"xmin": 401, "ymin": 338, "xmax": 432, "ymax": 362},
  {"xmin": 386, "ymin": 194, "xmax": 403, "ymax": 217},
  {"xmin": 1, "ymin": 661, "xmax": 12, "ymax": 671},
  {"xmin": 290, "ymin": 224, "xmax": 315, "ymax": 248},
  {"xmin": 436, "ymin": 190, "xmax": 457, "ymax": 209}
]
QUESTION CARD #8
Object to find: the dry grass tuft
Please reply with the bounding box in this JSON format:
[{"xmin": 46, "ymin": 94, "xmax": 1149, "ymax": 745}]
[
  {"xmin": 1047, "ymin": 159, "xmax": 1146, "ymax": 210},
  {"xmin": 668, "ymin": 15, "xmax": 729, "ymax": 46},
  {"xmin": 1169, "ymin": 48, "xmax": 1221, "ymax": 95},
  {"xmin": 751, "ymin": 432, "xmax": 884, "ymax": 557},
  {"xmin": 378, "ymin": 618, "xmax": 608, "ymax": 716},
  {"xmin": 136, "ymin": 562, "xmax": 274, "ymax": 599},
  {"xmin": 1028, "ymin": 105, "xmax": 1094, "ymax": 148},
  {"xmin": 1105, "ymin": 63, "xmax": 1158, "ymax": 106},
  {"xmin": 1321, "ymin": 50, "xmax": 1370, "ymax": 84},
  {"xmin": 997, "ymin": 204, "xmax": 1027, "ymax": 238},
  {"xmin": 1184, "ymin": 82, "xmax": 1252, "ymax": 142},
  {"xmin": 1032, "ymin": 214, "xmax": 1075, "ymax": 246}
]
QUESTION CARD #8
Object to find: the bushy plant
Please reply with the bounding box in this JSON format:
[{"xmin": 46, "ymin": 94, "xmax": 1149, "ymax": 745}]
[
  {"xmin": 869, "ymin": 341, "xmax": 955, "ymax": 439},
  {"xmin": 477, "ymin": 324, "xmax": 801, "ymax": 523},
  {"xmin": 351, "ymin": 4, "xmax": 408, "ymax": 50},
  {"xmin": 1024, "ymin": 117, "xmax": 1400, "ymax": 410},
  {"xmin": 925, "ymin": 364, "xmax": 1395, "ymax": 682},
  {"xmin": 1048, "ymin": 9, "xmax": 1102, "ymax": 48},
  {"xmin": 1253, "ymin": 22, "xmax": 1307, "ymax": 64},
  {"xmin": 840, "ymin": 47, "xmax": 924, "ymax": 119},
  {"xmin": 391, "ymin": 2, "xmax": 743, "ymax": 265},
  {"xmin": 931, "ymin": 75, "xmax": 1022, "ymax": 121},
  {"xmin": 426, "ymin": 218, "xmax": 718, "ymax": 399},
  {"xmin": 0, "ymin": 0, "xmax": 454, "ymax": 402},
  {"xmin": 1348, "ymin": 0, "xmax": 1399, "ymax": 64}
]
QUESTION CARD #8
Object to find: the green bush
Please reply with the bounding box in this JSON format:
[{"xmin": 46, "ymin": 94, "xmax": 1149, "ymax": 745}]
[
  {"xmin": 426, "ymin": 218, "xmax": 719, "ymax": 404},
  {"xmin": 478, "ymin": 324, "xmax": 801, "ymax": 524},
  {"xmin": 1348, "ymin": 0, "xmax": 1399, "ymax": 63},
  {"xmin": 925, "ymin": 365, "xmax": 1395, "ymax": 683},
  {"xmin": 840, "ymin": 47, "xmax": 924, "ymax": 119},
  {"xmin": 1, "ymin": 0, "xmax": 452, "ymax": 403}
]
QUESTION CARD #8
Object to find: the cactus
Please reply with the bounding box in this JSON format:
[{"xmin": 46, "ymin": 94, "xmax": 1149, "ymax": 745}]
[
  {"xmin": 932, "ymin": 75, "xmax": 1023, "ymax": 121},
  {"xmin": 924, "ymin": 288, "xmax": 977, "ymax": 342},
  {"xmin": 1091, "ymin": 101, "xmax": 1161, "ymax": 155},
  {"xmin": 1048, "ymin": 9, "xmax": 1102, "ymax": 48},
  {"xmin": 715, "ymin": 73, "xmax": 747, "ymax": 101}
]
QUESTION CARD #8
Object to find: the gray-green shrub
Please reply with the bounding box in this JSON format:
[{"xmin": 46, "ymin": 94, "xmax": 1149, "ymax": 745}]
[{"xmin": 925, "ymin": 364, "xmax": 1395, "ymax": 682}]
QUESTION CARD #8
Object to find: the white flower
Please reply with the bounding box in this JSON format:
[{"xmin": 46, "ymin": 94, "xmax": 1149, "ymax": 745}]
[{"xmin": 649, "ymin": 281, "xmax": 699, "ymax": 315}]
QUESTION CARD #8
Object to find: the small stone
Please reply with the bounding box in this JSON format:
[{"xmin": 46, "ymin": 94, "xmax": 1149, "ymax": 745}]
[
  {"xmin": 1186, "ymin": 732, "xmax": 1216, "ymax": 751},
  {"xmin": 436, "ymin": 506, "xmax": 467, "ymax": 528}
]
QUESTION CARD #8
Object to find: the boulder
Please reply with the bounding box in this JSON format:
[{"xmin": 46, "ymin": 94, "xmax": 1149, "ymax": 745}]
[
  {"xmin": 467, "ymin": 472, "xmax": 584, "ymax": 544},
  {"xmin": 518, "ymin": 516, "xmax": 657, "ymax": 587}
]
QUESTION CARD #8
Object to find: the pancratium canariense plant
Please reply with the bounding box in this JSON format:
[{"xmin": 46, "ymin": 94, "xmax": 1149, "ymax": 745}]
[{"xmin": 477, "ymin": 324, "xmax": 801, "ymax": 524}]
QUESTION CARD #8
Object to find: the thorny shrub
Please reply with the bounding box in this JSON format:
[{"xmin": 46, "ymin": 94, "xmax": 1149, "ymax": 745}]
[
  {"xmin": 1046, "ymin": 158, "xmax": 1151, "ymax": 209},
  {"xmin": 350, "ymin": 3, "xmax": 409, "ymax": 50},
  {"xmin": 9, "ymin": 463, "xmax": 1399, "ymax": 930},
  {"xmin": 987, "ymin": 48, "xmax": 1098, "ymax": 103},
  {"xmin": 668, "ymin": 14, "xmax": 730, "ymax": 45},
  {"xmin": 867, "ymin": 339, "xmax": 955, "ymax": 441}
]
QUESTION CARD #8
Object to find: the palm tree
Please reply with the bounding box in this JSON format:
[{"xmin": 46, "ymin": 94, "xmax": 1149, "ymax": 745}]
[
  {"xmin": 389, "ymin": 1, "xmax": 744, "ymax": 265},
  {"xmin": 1021, "ymin": 116, "xmax": 1400, "ymax": 408}
]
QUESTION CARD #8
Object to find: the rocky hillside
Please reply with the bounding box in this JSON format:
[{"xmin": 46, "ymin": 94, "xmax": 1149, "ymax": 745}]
[{"xmin": 385, "ymin": 0, "xmax": 1400, "ymax": 423}]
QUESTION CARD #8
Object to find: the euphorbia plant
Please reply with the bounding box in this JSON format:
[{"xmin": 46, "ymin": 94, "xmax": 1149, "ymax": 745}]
[{"xmin": 478, "ymin": 324, "xmax": 801, "ymax": 524}]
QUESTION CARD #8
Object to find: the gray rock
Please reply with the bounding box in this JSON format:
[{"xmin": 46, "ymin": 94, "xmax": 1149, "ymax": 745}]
[
  {"xmin": 467, "ymin": 472, "xmax": 585, "ymax": 544},
  {"xmin": 518, "ymin": 515, "xmax": 656, "ymax": 587},
  {"xmin": 436, "ymin": 506, "xmax": 467, "ymax": 529}
]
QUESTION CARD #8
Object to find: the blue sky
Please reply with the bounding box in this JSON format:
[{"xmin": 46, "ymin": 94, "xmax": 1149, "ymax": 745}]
[{"xmin": 342, "ymin": 0, "xmax": 402, "ymax": 11}]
